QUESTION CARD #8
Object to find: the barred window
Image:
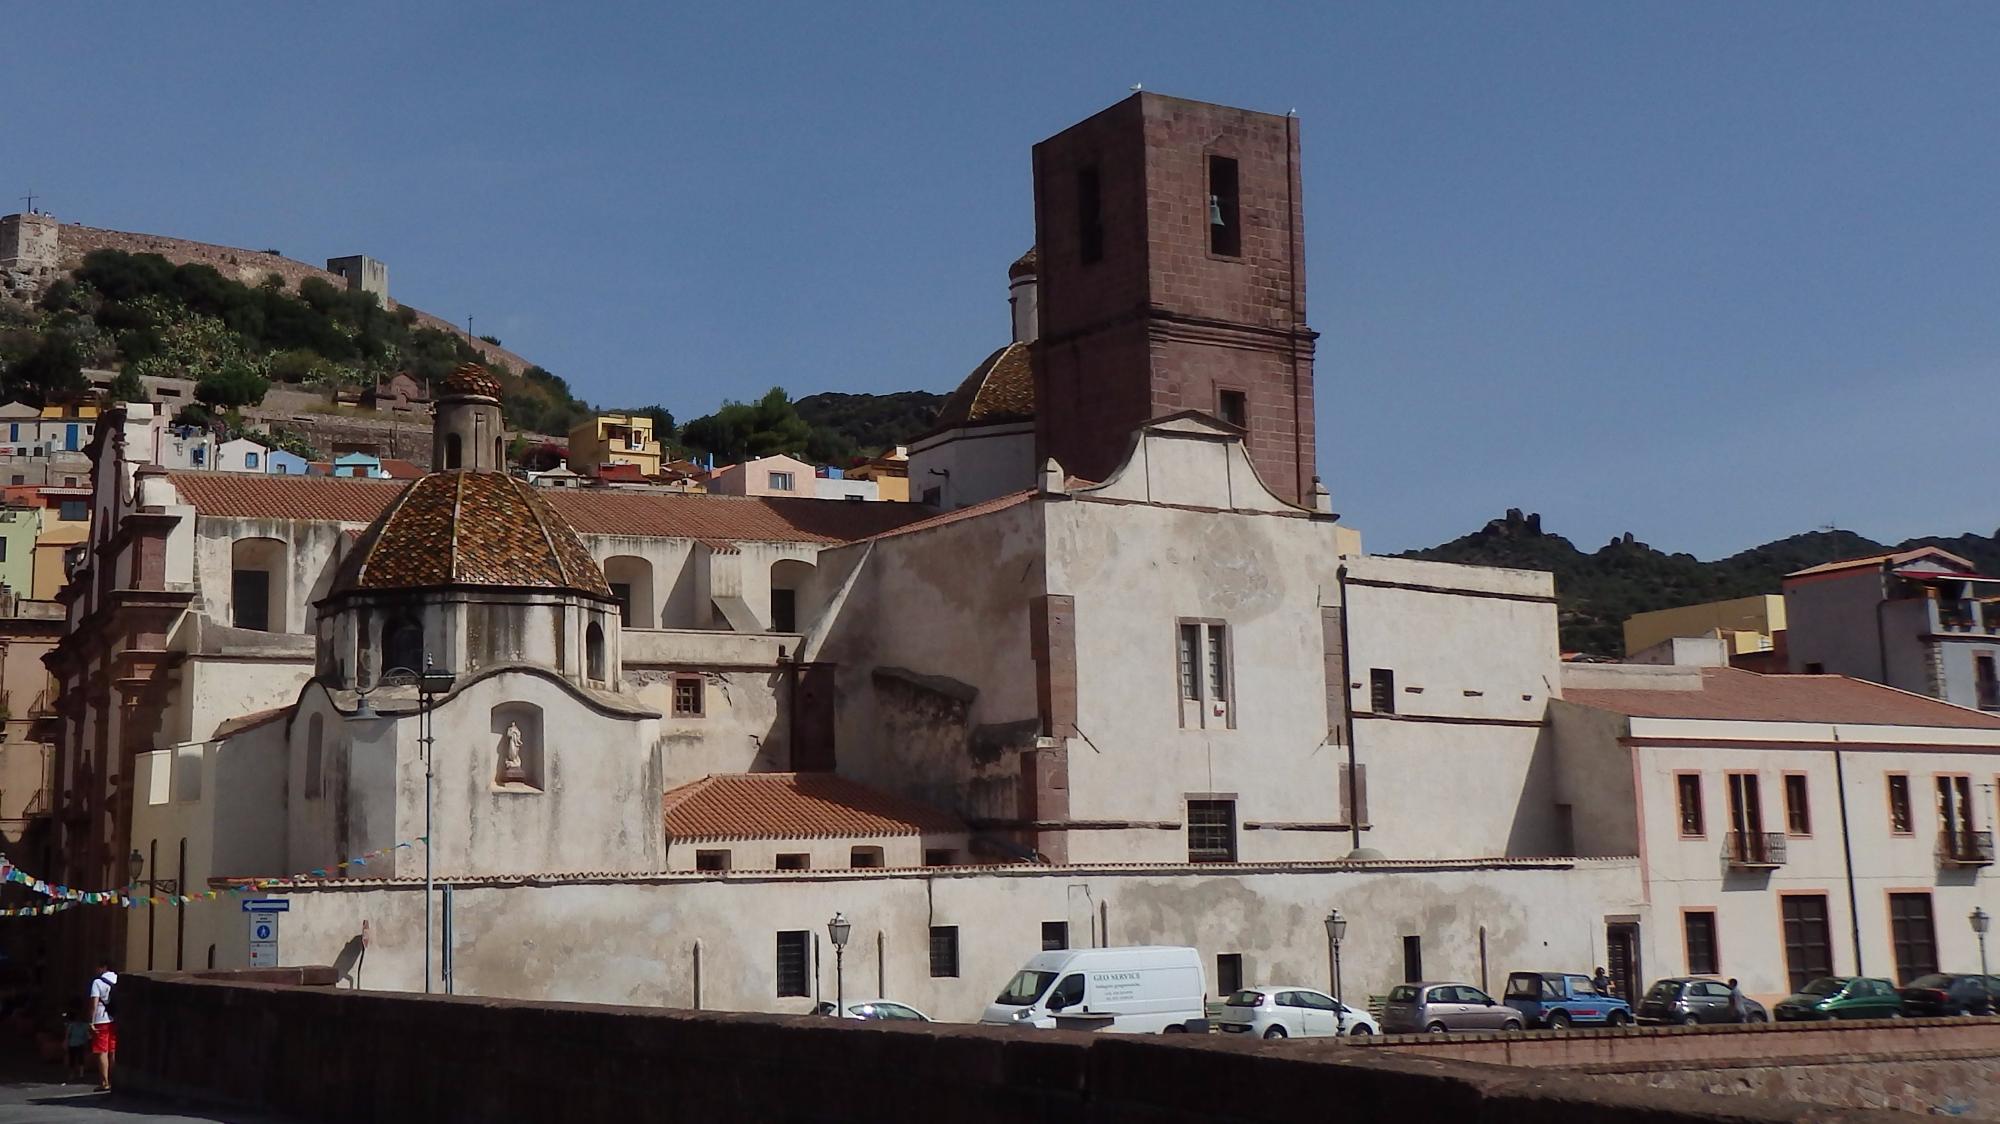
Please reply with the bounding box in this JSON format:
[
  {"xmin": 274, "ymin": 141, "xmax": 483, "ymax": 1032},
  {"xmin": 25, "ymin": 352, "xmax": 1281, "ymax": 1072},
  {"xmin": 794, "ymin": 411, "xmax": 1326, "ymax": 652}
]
[
  {"xmin": 1177, "ymin": 623, "xmax": 1201, "ymax": 701},
  {"xmin": 1188, "ymin": 799, "xmax": 1237, "ymax": 863},
  {"xmin": 775, "ymin": 931, "xmax": 809, "ymax": 997},
  {"xmin": 929, "ymin": 926, "xmax": 959, "ymax": 978},
  {"xmin": 673, "ymin": 676, "xmax": 704, "ymax": 718}
]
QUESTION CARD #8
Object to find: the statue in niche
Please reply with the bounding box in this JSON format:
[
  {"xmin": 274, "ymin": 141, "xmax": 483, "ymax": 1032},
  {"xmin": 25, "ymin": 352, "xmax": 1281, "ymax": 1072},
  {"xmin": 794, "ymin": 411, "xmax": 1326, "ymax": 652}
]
[{"xmin": 499, "ymin": 721, "xmax": 529, "ymax": 784}]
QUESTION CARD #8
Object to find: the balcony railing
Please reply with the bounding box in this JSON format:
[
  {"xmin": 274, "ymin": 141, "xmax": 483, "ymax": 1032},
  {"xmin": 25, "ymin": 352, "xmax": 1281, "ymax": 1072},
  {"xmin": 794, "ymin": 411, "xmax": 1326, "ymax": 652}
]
[
  {"xmin": 1939, "ymin": 830, "xmax": 1996, "ymax": 867},
  {"xmin": 1725, "ymin": 831, "xmax": 1787, "ymax": 869},
  {"xmin": 1938, "ymin": 601, "xmax": 1978, "ymax": 631}
]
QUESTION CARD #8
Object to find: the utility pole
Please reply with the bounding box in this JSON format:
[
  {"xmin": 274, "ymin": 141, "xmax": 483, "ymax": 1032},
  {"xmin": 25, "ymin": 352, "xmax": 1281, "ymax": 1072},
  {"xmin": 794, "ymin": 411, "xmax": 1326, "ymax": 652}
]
[{"xmin": 19, "ymin": 191, "xmax": 38, "ymax": 214}]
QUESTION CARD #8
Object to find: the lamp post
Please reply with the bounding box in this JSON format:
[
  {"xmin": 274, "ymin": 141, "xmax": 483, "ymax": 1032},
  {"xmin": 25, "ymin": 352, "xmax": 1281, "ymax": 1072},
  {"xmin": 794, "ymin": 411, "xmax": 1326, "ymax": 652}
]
[
  {"xmin": 827, "ymin": 912, "xmax": 851, "ymax": 1017},
  {"xmin": 355, "ymin": 658, "xmax": 456, "ymax": 994},
  {"xmin": 130, "ymin": 846, "xmax": 180, "ymax": 972},
  {"xmin": 1324, "ymin": 907, "xmax": 1347, "ymax": 1006},
  {"xmin": 1973, "ymin": 908, "xmax": 1992, "ymax": 1012}
]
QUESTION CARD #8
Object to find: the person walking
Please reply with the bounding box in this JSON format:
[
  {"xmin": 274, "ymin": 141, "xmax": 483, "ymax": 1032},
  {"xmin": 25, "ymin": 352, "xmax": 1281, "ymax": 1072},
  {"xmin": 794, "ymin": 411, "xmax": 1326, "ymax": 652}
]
[
  {"xmin": 62, "ymin": 1011, "xmax": 89, "ymax": 1083},
  {"xmin": 1591, "ymin": 967, "xmax": 1613, "ymax": 997},
  {"xmin": 1725, "ymin": 977, "xmax": 1747, "ymax": 1023},
  {"xmin": 88, "ymin": 961, "xmax": 117, "ymax": 1092}
]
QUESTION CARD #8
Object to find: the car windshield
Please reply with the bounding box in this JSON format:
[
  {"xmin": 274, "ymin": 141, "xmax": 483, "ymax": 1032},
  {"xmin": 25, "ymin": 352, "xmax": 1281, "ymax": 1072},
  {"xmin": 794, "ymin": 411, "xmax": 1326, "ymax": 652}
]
[
  {"xmin": 1387, "ymin": 985, "xmax": 1419, "ymax": 1002},
  {"xmin": 1644, "ymin": 981, "xmax": 1681, "ymax": 1002},
  {"xmin": 1906, "ymin": 974, "xmax": 1953, "ymax": 990},
  {"xmin": 1503, "ymin": 974, "xmax": 1542, "ymax": 999},
  {"xmin": 1801, "ymin": 978, "xmax": 1844, "ymax": 997},
  {"xmin": 994, "ymin": 970, "xmax": 1057, "ymax": 1006},
  {"xmin": 1224, "ymin": 990, "xmax": 1265, "ymax": 1007}
]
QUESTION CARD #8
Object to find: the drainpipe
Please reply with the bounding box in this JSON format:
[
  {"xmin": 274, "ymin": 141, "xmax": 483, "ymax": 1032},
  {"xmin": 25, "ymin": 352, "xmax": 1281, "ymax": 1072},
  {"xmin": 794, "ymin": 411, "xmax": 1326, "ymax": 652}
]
[
  {"xmin": 1336, "ymin": 564, "xmax": 1361, "ymax": 854},
  {"xmin": 1832, "ymin": 730, "xmax": 1864, "ymax": 976}
]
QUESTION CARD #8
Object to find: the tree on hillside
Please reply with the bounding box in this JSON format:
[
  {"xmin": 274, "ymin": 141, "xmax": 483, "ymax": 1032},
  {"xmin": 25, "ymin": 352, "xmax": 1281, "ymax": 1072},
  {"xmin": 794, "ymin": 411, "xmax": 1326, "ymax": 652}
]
[
  {"xmin": 2, "ymin": 331, "xmax": 87, "ymax": 406},
  {"xmin": 195, "ymin": 359, "xmax": 271, "ymax": 410},
  {"xmin": 678, "ymin": 388, "xmax": 820, "ymax": 462},
  {"xmin": 106, "ymin": 368, "xmax": 147, "ymax": 403}
]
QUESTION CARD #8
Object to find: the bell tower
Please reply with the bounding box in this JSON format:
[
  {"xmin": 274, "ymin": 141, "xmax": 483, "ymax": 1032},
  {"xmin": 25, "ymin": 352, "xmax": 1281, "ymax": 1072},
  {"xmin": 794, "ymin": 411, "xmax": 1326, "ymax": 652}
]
[
  {"xmin": 432, "ymin": 363, "xmax": 507, "ymax": 472},
  {"xmin": 1030, "ymin": 93, "xmax": 1317, "ymax": 503}
]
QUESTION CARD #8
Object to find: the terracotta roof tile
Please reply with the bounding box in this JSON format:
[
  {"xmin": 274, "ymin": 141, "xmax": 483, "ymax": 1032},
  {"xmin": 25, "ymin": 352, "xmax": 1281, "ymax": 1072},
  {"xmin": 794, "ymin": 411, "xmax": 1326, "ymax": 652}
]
[
  {"xmin": 1786, "ymin": 546, "xmax": 1975, "ymax": 580},
  {"xmin": 337, "ymin": 472, "xmax": 612, "ymax": 597},
  {"xmin": 856, "ymin": 489, "xmax": 1035, "ymax": 542},
  {"xmin": 213, "ymin": 705, "xmax": 291, "ymax": 740},
  {"xmin": 440, "ymin": 362, "xmax": 502, "ymax": 399},
  {"xmin": 931, "ymin": 342, "xmax": 1034, "ymax": 431},
  {"xmin": 663, "ymin": 773, "xmax": 966, "ymax": 842},
  {"xmin": 379, "ymin": 459, "xmax": 426, "ymax": 480},
  {"xmin": 1563, "ymin": 667, "xmax": 2000, "ymax": 728},
  {"xmin": 168, "ymin": 472, "xmax": 403, "ymax": 523}
]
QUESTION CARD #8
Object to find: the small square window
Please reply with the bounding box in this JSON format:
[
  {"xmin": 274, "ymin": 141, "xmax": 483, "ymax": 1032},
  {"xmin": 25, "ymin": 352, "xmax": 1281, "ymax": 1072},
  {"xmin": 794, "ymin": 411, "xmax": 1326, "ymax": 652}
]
[
  {"xmin": 923, "ymin": 848, "xmax": 957, "ymax": 867},
  {"xmin": 695, "ymin": 849, "xmax": 730, "ymax": 872},
  {"xmin": 775, "ymin": 853, "xmax": 809, "ymax": 871},
  {"xmin": 768, "ymin": 472, "xmax": 794, "ymax": 492},
  {"xmin": 673, "ymin": 676, "xmax": 704, "ymax": 718},
  {"xmin": 1041, "ymin": 921, "xmax": 1068, "ymax": 951},
  {"xmin": 849, "ymin": 846, "xmax": 884, "ymax": 869},
  {"xmin": 1217, "ymin": 390, "xmax": 1247, "ymax": 433},
  {"xmin": 1188, "ymin": 798, "xmax": 1237, "ymax": 863},
  {"xmin": 929, "ymin": 925, "xmax": 960, "ymax": 978}
]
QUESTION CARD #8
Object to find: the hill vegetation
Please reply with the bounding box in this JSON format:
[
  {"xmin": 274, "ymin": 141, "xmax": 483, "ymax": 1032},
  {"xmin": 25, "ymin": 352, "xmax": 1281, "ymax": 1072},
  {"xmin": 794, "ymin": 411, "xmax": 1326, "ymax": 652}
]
[{"xmin": 1402, "ymin": 510, "xmax": 2000, "ymax": 657}]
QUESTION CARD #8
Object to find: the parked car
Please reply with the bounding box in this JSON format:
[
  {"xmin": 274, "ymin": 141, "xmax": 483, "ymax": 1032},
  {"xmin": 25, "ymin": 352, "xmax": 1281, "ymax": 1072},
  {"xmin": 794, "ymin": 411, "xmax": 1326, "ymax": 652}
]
[
  {"xmin": 1898, "ymin": 974, "xmax": 2000, "ymax": 1017},
  {"xmin": 814, "ymin": 998, "xmax": 932, "ymax": 1022},
  {"xmin": 1634, "ymin": 977, "xmax": 1768, "ymax": 1025},
  {"xmin": 1380, "ymin": 982, "xmax": 1522, "ymax": 1034},
  {"xmin": 979, "ymin": 946, "xmax": 1207, "ymax": 1033},
  {"xmin": 1501, "ymin": 971, "xmax": 1634, "ymax": 1029},
  {"xmin": 1215, "ymin": 986, "xmax": 1379, "ymax": 1039},
  {"xmin": 1772, "ymin": 977, "xmax": 1901, "ymax": 1021}
]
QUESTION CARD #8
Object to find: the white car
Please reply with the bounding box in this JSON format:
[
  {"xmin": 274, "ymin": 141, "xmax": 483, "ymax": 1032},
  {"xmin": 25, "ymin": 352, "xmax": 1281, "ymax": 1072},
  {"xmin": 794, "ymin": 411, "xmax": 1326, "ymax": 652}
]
[
  {"xmin": 1215, "ymin": 985, "xmax": 1377, "ymax": 1039},
  {"xmin": 816, "ymin": 998, "xmax": 932, "ymax": 1022}
]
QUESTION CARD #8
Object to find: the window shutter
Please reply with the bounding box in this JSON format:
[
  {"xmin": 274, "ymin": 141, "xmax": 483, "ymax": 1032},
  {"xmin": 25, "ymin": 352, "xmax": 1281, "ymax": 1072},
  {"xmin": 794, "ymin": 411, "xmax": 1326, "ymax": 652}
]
[{"xmin": 1340, "ymin": 763, "xmax": 1370, "ymax": 829}]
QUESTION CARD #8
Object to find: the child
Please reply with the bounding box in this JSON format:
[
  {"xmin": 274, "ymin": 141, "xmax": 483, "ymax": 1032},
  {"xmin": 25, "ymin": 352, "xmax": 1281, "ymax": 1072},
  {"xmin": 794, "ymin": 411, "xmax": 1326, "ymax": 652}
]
[{"xmin": 62, "ymin": 1011, "xmax": 89, "ymax": 1083}]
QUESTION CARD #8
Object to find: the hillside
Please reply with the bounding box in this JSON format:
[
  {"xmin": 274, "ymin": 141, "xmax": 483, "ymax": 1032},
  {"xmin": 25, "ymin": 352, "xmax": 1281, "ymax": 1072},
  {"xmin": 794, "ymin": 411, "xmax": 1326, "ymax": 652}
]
[
  {"xmin": 1402, "ymin": 510, "xmax": 2000, "ymax": 657},
  {"xmin": 795, "ymin": 390, "xmax": 944, "ymax": 457}
]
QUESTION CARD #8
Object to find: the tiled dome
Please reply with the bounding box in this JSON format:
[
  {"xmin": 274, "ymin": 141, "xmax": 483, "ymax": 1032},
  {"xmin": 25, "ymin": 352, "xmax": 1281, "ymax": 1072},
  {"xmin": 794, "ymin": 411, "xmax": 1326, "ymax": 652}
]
[
  {"xmin": 332, "ymin": 471, "xmax": 611, "ymax": 598},
  {"xmin": 439, "ymin": 362, "xmax": 503, "ymax": 400},
  {"xmin": 1008, "ymin": 246, "xmax": 1038, "ymax": 279},
  {"xmin": 931, "ymin": 342, "xmax": 1034, "ymax": 430}
]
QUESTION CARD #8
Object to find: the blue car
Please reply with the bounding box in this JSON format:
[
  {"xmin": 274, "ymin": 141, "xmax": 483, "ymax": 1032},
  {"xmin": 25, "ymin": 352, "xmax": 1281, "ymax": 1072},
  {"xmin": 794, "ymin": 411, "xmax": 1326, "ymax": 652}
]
[{"xmin": 1502, "ymin": 971, "xmax": 1633, "ymax": 1029}]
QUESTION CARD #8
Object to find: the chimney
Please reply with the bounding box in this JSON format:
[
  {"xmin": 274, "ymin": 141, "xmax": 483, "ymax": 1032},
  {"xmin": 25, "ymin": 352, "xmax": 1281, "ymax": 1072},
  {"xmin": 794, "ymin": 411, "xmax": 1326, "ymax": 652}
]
[{"xmin": 1008, "ymin": 248, "xmax": 1039, "ymax": 345}]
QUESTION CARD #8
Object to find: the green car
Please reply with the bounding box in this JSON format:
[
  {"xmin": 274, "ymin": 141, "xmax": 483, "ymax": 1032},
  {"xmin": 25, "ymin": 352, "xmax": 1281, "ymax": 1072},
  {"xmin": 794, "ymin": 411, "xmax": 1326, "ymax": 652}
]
[{"xmin": 1772, "ymin": 976, "xmax": 1902, "ymax": 1021}]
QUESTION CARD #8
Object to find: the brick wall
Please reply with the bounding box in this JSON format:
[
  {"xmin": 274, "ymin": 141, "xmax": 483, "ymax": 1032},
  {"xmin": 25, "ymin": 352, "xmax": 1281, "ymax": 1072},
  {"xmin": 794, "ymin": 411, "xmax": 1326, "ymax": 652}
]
[{"xmin": 117, "ymin": 971, "xmax": 1925, "ymax": 1123}]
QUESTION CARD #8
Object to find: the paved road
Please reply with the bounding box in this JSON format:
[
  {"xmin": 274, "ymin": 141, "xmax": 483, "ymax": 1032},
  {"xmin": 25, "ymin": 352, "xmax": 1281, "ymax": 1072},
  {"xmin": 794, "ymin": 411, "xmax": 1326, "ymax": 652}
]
[{"xmin": 0, "ymin": 1079, "xmax": 285, "ymax": 1123}]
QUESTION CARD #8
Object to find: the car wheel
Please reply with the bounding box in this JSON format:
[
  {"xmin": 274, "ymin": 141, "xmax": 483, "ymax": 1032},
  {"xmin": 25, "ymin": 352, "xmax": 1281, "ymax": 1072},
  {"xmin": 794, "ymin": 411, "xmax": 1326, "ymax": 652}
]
[
  {"xmin": 1745, "ymin": 1011, "xmax": 1767, "ymax": 1024},
  {"xmin": 1502, "ymin": 1019, "xmax": 1523, "ymax": 1032},
  {"xmin": 1426, "ymin": 1022, "xmax": 1449, "ymax": 1034},
  {"xmin": 1346, "ymin": 1024, "xmax": 1371, "ymax": 1037},
  {"xmin": 1547, "ymin": 1010, "xmax": 1572, "ymax": 1030},
  {"xmin": 1163, "ymin": 1024, "xmax": 1188, "ymax": 1034},
  {"xmin": 1606, "ymin": 1010, "xmax": 1630, "ymax": 1028},
  {"xmin": 1681, "ymin": 1013, "xmax": 1701, "ymax": 1026},
  {"xmin": 1263, "ymin": 1025, "xmax": 1288, "ymax": 1039}
]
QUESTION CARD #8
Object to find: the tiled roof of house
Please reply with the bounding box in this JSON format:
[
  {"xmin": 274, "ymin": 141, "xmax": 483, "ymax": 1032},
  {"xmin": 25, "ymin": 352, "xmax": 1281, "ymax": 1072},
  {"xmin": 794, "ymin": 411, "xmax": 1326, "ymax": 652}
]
[
  {"xmin": 857, "ymin": 489, "xmax": 1036, "ymax": 542},
  {"xmin": 333, "ymin": 471, "xmax": 612, "ymax": 598},
  {"xmin": 171, "ymin": 472, "xmax": 938, "ymax": 545},
  {"xmin": 663, "ymin": 773, "xmax": 966, "ymax": 841},
  {"xmin": 1786, "ymin": 546, "xmax": 1975, "ymax": 580},
  {"xmin": 213, "ymin": 705, "xmax": 291, "ymax": 740},
  {"xmin": 591, "ymin": 462, "xmax": 648, "ymax": 483},
  {"xmin": 931, "ymin": 342, "xmax": 1034, "ymax": 431},
  {"xmin": 1563, "ymin": 667, "xmax": 2000, "ymax": 729},
  {"xmin": 379, "ymin": 459, "xmax": 426, "ymax": 480}
]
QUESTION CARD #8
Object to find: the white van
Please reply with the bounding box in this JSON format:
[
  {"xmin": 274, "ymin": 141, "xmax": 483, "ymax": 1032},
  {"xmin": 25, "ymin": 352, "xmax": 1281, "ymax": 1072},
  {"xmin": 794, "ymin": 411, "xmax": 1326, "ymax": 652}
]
[{"xmin": 979, "ymin": 946, "xmax": 1207, "ymax": 1033}]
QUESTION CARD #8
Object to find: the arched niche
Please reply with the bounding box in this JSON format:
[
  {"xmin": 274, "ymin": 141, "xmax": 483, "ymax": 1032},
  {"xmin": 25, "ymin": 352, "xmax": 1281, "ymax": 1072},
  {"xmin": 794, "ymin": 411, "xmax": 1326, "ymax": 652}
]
[{"xmin": 491, "ymin": 701, "xmax": 545, "ymax": 790}]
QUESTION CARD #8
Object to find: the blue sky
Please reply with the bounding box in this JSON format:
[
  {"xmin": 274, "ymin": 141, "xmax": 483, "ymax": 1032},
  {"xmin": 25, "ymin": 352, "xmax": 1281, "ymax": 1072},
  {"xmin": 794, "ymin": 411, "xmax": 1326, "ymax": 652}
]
[{"xmin": 6, "ymin": 3, "xmax": 1997, "ymax": 556}]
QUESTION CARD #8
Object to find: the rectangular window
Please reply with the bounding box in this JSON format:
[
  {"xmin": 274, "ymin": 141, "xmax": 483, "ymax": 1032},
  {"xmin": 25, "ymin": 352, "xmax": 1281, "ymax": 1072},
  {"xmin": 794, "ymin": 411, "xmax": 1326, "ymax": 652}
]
[
  {"xmin": 672, "ymin": 676, "xmax": 704, "ymax": 718},
  {"xmin": 1369, "ymin": 669, "xmax": 1396, "ymax": 714},
  {"xmin": 1677, "ymin": 774, "xmax": 1705, "ymax": 837},
  {"xmin": 1888, "ymin": 774, "xmax": 1913, "ymax": 835},
  {"xmin": 1205, "ymin": 625, "xmax": 1229, "ymax": 704},
  {"xmin": 1177, "ymin": 623, "xmax": 1201, "ymax": 701},
  {"xmin": 775, "ymin": 931, "xmax": 809, "ymax": 997},
  {"xmin": 0, "ymin": 540, "xmax": 7, "ymax": 563},
  {"xmin": 1939, "ymin": 774, "xmax": 1975, "ymax": 837},
  {"xmin": 231, "ymin": 569, "xmax": 270, "ymax": 632},
  {"xmin": 1979, "ymin": 655, "xmax": 2000, "ymax": 710},
  {"xmin": 1076, "ymin": 165, "xmax": 1104, "ymax": 264},
  {"xmin": 1217, "ymin": 389, "xmax": 1248, "ymax": 432},
  {"xmin": 929, "ymin": 925, "xmax": 960, "ymax": 977},
  {"xmin": 1187, "ymin": 798, "xmax": 1237, "ymax": 863},
  {"xmin": 1727, "ymin": 772, "xmax": 1763, "ymax": 837},
  {"xmin": 771, "ymin": 588, "xmax": 797, "ymax": 633},
  {"xmin": 1041, "ymin": 921, "xmax": 1068, "ymax": 951},
  {"xmin": 59, "ymin": 500, "xmax": 86, "ymax": 521},
  {"xmin": 7, "ymin": 476, "xmax": 20, "ymax": 487},
  {"xmin": 1890, "ymin": 892, "xmax": 1939, "ymax": 984},
  {"xmin": 923, "ymin": 848, "xmax": 958, "ymax": 866},
  {"xmin": 775, "ymin": 853, "xmax": 809, "ymax": 871},
  {"xmin": 695, "ymin": 849, "xmax": 730, "ymax": 871},
  {"xmin": 849, "ymin": 846, "xmax": 884, "ymax": 868},
  {"xmin": 1217, "ymin": 953, "xmax": 1244, "ymax": 995},
  {"xmin": 1402, "ymin": 935, "xmax": 1423, "ymax": 984},
  {"xmin": 609, "ymin": 582, "xmax": 634, "ymax": 626},
  {"xmin": 1208, "ymin": 155, "xmax": 1241, "ymax": 257},
  {"xmin": 1780, "ymin": 894, "xmax": 1833, "ymax": 994},
  {"xmin": 768, "ymin": 472, "xmax": 794, "ymax": 492},
  {"xmin": 1784, "ymin": 773, "xmax": 1811, "ymax": 836},
  {"xmin": 1683, "ymin": 911, "xmax": 1719, "ymax": 976}
]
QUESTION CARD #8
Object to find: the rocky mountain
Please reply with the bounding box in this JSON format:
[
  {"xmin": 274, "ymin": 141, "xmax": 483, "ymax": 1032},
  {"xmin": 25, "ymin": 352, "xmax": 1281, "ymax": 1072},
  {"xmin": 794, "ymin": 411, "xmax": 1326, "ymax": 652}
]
[{"xmin": 1401, "ymin": 510, "xmax": 2000, "ymax": 657}]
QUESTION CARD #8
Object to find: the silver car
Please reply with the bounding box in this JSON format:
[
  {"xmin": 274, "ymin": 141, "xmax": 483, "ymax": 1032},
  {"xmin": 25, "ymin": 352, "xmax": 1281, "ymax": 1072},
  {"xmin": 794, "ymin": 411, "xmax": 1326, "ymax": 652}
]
[{"xmin": 1380, "ymin": 981, "xmax": 1523, "ymax": 1034}]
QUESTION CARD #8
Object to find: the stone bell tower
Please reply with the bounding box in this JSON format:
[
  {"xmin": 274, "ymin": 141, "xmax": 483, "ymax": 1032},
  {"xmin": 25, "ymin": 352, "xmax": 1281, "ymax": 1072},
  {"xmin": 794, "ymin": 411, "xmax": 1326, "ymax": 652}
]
[{"xmin": 432, "ymin": 363, "xmax": 506, "ymax": 471}]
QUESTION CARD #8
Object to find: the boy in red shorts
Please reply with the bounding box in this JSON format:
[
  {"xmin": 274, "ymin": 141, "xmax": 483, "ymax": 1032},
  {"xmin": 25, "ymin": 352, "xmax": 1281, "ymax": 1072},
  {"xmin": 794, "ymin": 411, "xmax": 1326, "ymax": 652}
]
[{"xmin": 88, "ymin": 961, "xmax": 117, "ymax": 1092}]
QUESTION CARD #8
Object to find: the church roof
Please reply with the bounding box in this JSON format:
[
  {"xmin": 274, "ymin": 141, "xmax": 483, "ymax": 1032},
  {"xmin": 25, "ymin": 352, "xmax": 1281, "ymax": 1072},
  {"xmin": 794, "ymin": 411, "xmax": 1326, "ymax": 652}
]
[
  {"xmin": 663, "ymin": 772, "xmax": 966, "ymax": 843},
  {"xmin": 439, "ymin": 361, "xmax": 502, "ymax": 399},
  {"xmin": 930, "ymin": 342, "xmax": 1034, "ymax": 431},
  {"xmin": 332, "ymin": 471, "xmax": 612, "ymax": 598},
  {"xmin": 1008, "ymin": 246, "xmax": 1038, "ymax": 279}
]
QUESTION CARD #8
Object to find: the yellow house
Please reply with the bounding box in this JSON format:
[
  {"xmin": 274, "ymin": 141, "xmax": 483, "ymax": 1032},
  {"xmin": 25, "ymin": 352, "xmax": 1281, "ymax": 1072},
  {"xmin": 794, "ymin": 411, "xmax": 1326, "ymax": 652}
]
[
  {"xmin": 567, "ymin": 414, "xmax": 662, "ymax": 476},
  {"xmin": 31, "ymin": 506, "xmax": 89, "ymax": 601},
  {"xmin": 847, "ymin": 446, "xmax": 910, "ymax": 502},
  {"xmin": 1622, "ymin": 594, "xmax": 1786, "ymax": 658}
]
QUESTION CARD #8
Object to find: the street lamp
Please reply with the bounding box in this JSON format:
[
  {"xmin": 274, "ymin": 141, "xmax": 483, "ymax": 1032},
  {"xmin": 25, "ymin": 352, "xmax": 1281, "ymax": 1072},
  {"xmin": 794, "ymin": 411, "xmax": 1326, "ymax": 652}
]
[
  {"xmin": 354, "ymin": 657, "xmax": 456, "ymax": 994},
  {"xmin": 1973, "ymin": 908, "xmax": 1992, "ymax": 1012},
  {"xmin": 1323, "ymin": 908, "xmax": 1348, "ymax": 1005},
  {"xmin": 827, "ymin": 912, "xmax": 852, "ymax": 1017}
]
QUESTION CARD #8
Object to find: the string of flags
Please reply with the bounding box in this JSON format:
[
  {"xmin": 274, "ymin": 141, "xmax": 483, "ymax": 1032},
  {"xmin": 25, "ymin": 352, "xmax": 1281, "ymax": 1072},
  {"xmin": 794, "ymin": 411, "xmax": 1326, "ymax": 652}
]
[{"xmin": 0, "ymin": 837, "xmax": 425, "ymax": 916}]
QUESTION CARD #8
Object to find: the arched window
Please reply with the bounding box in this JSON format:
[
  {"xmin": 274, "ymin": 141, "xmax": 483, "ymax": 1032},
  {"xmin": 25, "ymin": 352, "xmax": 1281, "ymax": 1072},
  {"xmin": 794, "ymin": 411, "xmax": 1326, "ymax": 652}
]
[
  {"xmin": 385, "ymin": 614, "xmax": 424, "ymax": 678},
  {"xmin": 585, "ymin": 621, "xmax": 606, "ymax": 682},
  {"xmin": 495, "ymin": 436, "xmax": 505, "ymax": 467},
  {"xmin": 445, "ymin": 434, "xmax": 463, "ymax": 470},
  {"xmin": 304, "ymin": 714, "xmax": 324, "ymax": 800}
]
